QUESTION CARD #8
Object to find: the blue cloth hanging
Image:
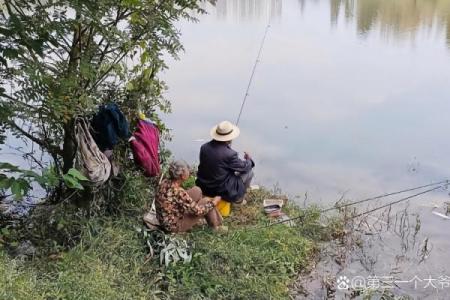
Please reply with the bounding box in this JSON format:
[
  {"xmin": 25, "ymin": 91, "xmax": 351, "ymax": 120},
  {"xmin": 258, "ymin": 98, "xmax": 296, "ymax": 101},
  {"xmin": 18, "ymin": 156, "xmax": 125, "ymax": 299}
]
[{"xmin": 91, "ymin": 103, "xmax": 131, "ymax": 151}]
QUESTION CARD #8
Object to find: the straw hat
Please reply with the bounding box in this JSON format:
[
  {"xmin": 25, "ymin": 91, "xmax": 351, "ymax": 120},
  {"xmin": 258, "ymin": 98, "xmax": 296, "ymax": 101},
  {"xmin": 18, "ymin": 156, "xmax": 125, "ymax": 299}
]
[{"xmin": 210, "ymin": 121, "xmax": 240, "ymax": 142}]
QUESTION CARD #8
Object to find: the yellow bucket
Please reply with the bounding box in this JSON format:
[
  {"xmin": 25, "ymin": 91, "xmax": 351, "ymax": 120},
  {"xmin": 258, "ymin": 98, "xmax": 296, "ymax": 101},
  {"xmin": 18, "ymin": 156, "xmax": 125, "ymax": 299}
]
[{"xmin": 216, "ymin": 199, "xmax": 231, "ymax": 217}]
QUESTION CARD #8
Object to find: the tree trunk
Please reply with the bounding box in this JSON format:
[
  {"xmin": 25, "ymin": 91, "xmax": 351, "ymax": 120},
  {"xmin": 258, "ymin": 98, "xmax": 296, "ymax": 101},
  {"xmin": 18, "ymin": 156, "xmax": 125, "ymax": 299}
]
[
  {"xmin": 62, "ymin": 16, "xmax": 82, "ymax": 174},
  {"xmin": 62, "ymin": 121, "xmax": 76, "ymax": 173}
]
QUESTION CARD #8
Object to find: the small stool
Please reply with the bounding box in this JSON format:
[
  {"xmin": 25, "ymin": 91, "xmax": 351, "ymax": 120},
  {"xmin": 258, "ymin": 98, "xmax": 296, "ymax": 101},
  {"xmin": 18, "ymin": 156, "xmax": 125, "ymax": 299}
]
[{"xmin": 216, "ymin": 199, "xmax": 231, "ymax": 217}]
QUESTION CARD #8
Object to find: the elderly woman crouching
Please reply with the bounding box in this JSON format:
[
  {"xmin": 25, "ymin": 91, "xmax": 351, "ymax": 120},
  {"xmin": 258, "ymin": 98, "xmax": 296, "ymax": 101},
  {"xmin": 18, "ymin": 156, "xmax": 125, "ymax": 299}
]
[{"xmin": 155, "ymin": 161, "xmax": 224, "ymax": 233}]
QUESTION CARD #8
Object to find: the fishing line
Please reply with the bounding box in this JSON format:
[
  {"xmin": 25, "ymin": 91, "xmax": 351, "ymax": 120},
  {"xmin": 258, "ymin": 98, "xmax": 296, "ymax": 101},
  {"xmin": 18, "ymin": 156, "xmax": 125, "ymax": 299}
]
[
  {"xmin": 229, "ymin": 24, "xmax": 448, "ymax": 226},
  {"xmin": 265, "ymin": 180, "xmax": 449, "ymax": 227},
  {"xmin": 351, "ymin": 185, "xmax": 444, "ymax": 219},
  {"xmin": 236, "ymin": 23, "xmax": 271, "ymax": 125},
  {"xmin": 320, "ymin": 180, "xmax": 449, "ymax": 213}
]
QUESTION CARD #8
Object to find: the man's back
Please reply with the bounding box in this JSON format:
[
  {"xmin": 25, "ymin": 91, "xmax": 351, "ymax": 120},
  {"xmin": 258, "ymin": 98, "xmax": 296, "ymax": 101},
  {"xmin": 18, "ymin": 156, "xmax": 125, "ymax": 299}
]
[{"xmin": 196, "ymin": 140, "xmax": 253, "ymax": 202}]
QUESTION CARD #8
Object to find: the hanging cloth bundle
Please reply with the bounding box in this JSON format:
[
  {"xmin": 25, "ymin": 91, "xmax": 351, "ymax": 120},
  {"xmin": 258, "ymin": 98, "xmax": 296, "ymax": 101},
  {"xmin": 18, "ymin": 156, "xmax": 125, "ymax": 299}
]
[
  {"xmin": 74, "ymin": 118, "xmax": 112, "ymax": 185},
  {"xmin": 130, "ymin": 119, "xmax": 160, "ymax": 177},
  {"xmin": 91, "ymin": 103, "xmax": 131, "ymax": 151},
  {"xmin": 143, "ymin": 172, "xmax": 165, "ymax": 230}
]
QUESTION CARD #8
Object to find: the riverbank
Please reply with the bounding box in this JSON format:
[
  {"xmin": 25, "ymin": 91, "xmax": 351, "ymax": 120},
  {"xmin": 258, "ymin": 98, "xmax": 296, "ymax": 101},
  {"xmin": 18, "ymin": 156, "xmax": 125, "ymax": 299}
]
[{"xmin": 0, "ymin": 175, "xmax": 343, "ymax": 299}]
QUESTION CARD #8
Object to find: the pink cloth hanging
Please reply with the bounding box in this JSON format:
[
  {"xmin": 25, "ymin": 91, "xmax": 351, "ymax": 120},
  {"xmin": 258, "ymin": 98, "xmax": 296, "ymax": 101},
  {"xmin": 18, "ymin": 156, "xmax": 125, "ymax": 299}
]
[{"xmin": 130, "ymin": 120, "xmax": 160, "ymax": 177}]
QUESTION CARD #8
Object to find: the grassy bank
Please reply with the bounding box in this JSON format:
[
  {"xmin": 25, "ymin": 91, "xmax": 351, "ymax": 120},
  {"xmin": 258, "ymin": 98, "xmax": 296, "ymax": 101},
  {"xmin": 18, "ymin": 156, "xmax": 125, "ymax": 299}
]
[{"xmin": 0, "ymin": 181, "xmax": 337, "ymax": 299}]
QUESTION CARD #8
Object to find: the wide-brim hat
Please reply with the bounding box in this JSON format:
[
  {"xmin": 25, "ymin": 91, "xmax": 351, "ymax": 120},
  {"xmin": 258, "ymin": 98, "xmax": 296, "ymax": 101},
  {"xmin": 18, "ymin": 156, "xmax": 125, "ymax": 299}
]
[{"xmin": 210, "ymin": 121, "xmax": 240, "ymax": 142}]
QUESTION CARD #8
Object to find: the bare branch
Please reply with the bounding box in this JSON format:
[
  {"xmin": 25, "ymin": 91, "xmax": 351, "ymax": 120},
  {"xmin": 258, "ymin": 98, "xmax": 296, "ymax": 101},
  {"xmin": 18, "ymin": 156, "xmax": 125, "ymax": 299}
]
[
  {"xmin": 89, "ymin": 50, "xmax": 128, "ymax": 91},
  {"xmin": 1, "ymin": 94, "xmax": 37, "ymax": 110},
  {"xmin": 5, "ymin": 144, "xmax": 45, "ymax": 169},
  {"xmin": 8, "ymin": 121, "xmax": 62, "ymax": 156}
]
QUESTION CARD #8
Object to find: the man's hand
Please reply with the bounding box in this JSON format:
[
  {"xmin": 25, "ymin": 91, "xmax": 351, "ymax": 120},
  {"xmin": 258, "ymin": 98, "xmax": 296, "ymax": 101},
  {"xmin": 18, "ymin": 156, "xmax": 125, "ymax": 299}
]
[{"xmin": 244, "ymin": 152, "xmax": 252, "ymax": 160}]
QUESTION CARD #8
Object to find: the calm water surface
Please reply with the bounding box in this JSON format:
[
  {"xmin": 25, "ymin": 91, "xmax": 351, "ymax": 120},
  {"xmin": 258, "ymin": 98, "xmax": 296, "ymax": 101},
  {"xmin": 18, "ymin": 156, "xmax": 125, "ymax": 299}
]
[
  {"xmin": 163, "ymin": 0, "xmax": 450, "ymax": 298},
  {"xmin": 164, "ymin": 0, "xmax": 450, "ymax": 201}
]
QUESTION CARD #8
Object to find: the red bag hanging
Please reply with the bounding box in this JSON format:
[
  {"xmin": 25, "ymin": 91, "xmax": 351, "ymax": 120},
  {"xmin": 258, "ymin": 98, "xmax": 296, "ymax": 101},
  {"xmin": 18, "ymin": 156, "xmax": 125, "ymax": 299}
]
[{"xmin": 130, "ymin": 120, "xmax": 160, "ymax": 177}]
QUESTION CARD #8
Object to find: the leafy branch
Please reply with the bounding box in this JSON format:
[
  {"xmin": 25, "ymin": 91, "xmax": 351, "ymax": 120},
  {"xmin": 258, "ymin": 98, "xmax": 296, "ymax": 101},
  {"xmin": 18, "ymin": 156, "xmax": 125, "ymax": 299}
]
[{"xmin": 0, "ymin": 162, "xmax": 88, "ymax": 200}]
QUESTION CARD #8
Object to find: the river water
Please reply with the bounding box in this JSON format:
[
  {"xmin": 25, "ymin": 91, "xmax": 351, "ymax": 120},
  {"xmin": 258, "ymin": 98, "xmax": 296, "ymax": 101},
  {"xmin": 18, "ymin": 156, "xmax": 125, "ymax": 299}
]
[
  {"xmin": 162, "ymin": 0, "xmax": 450, "ymax": 298},
  {"xmin": 164, "ymin": 0, "xmax": 450, "ymax": 201}
]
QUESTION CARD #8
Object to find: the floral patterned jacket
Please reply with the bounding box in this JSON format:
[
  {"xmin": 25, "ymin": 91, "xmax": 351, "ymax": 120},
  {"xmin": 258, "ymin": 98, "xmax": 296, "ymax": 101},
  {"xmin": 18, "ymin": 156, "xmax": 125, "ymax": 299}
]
[{"xmin": 156, "ymin": 179, "xmax": 214, "ymax": 232}]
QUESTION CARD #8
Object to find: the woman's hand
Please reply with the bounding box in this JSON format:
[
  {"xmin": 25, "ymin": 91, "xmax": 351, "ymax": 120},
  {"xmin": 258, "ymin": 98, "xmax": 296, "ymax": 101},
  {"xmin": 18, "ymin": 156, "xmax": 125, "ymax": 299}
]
[{"xmin": 212, "ymin": 196, "xmax": 221, "ymax": 206}]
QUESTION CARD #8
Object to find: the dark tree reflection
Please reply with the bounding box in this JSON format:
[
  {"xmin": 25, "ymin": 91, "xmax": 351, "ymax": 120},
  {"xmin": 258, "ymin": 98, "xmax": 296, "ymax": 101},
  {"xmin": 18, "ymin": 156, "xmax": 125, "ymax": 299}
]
[{"xmin": 330, "ymin": 0, "xmax": 450, "ymax": 46}]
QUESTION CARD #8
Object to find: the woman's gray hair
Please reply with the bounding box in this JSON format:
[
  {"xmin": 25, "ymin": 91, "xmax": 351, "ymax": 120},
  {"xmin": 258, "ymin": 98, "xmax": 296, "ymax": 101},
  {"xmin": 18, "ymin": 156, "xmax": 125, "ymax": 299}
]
[{"xmin": 168, "ymin": 160, "xmax": 189, "ymax": 180}]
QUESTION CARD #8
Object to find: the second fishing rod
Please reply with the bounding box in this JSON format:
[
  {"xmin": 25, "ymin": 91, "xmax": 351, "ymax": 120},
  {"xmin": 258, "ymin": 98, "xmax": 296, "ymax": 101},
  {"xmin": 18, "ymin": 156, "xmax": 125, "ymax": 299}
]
[{"xmin": 266, "ymin": 180, "xmax": 449, "ymax": 227}]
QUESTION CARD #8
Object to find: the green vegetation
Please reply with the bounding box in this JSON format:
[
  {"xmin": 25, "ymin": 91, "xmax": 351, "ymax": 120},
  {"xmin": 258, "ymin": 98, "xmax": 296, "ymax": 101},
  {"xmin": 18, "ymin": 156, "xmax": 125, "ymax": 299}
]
[
  {"xmin": 0, "ymin": 163, "xmax": 89, "ymax": 199},
  {"xmin": 0, "ymin": 182, "xmax": 337, "ymax": 299},
  {"xmin": 181, "ymin": 174, "xmax": 197, "ymax": 190},
  {"xmin": 0, "ymin": 4, "xmax": 339, "ymax": 297},
  {"xmin": 0, "ymin": 2, "xmax": 342, "ymax": 298},
  {"xmin": 0, "ymin": 0, "xmax": 205, "ymax": 199}
]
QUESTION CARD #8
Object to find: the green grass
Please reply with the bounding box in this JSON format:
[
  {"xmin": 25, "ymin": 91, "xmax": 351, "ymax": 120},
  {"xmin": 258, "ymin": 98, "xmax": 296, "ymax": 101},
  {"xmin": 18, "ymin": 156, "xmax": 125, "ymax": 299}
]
[
  {"xmin": 162, "ymin": 226, "xmax": 313, "ymax": 298},
  {"xmin": 0, "ymin": 187, "xmax": 332, "ymax": 300},
  {"xmin": 1, "ymin": 217, "xmax": 159, "ymax": 300}
]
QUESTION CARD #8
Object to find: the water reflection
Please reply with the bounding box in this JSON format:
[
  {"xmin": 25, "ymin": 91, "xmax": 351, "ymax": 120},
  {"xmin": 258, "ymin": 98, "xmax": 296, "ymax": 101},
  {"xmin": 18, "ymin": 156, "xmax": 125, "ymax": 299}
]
[
  {"xmin": 166, "ymin": 0, "xmax": 450, "ymax": 201},
  {"xmin": 212, "ymin": 0, "xmax": 450, "ymax": 47},
  {"xmin": 164, "ymin": 1, "xmax": 450, "ymax": 297},
  {"xmin": 308, "ymin": 202, "xmax": 450, "ymax": 298},
  {"xmin": 214, "ymin": 0, "xmax": 282, "ymax": 21},
  {"xmin": 330, "ymin": 0, "xmax": 354, "ymax": 25},
  {"xmin": 330, "ymin": 0, "xmax": 450, "ymax": 46}
]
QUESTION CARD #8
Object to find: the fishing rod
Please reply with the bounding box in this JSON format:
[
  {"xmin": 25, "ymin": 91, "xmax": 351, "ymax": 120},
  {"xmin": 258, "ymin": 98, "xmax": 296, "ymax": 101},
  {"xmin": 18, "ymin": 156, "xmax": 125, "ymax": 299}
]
[
  {"xmin": 321, "ymin": 180, "xmax": 449, "ymax": 213},
  {"xmin": 231, "ymin": 24, "xmax": 448, "ymax": 224},
  {"xmin": 236, "ymin": 23, "xmax": 271, "ymax": 126},
  {"xmin": 351, "ymin": 185, "xmax": 445, "ymax": 219},
  {"xmin": 266, "ymin": 180, "xmax": 449, "ymax": 227}
]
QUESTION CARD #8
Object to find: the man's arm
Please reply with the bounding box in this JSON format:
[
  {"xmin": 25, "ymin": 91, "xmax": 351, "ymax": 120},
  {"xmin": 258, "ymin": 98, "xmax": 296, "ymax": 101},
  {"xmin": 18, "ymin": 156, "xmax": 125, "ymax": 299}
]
[{"xmin": 225, "ymin": 151, "xmax": 254, "ymax": 173}]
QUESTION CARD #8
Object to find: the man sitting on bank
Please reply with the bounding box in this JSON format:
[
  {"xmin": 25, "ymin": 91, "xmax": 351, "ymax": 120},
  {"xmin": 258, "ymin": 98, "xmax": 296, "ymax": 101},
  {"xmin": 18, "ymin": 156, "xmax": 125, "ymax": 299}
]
[{"xmin": 196, "ymin": 121, "xmax": 255, "ymax": 204}]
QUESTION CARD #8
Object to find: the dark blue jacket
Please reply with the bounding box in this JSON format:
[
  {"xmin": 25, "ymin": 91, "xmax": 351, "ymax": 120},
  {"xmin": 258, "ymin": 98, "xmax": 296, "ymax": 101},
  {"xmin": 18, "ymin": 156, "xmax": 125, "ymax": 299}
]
[
  {"xmin": 196, "ymin": 140, "xmax": 254, "ymax": 202},
  {"xmin": 91, "ymin": 103, "xmax": 131, "ymax": 151}
]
